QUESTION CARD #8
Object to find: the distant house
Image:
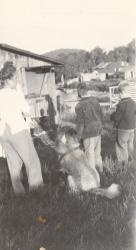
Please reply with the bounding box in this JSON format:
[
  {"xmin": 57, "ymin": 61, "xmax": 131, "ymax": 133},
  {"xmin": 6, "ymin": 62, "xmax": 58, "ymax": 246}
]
[
  {"xmin": 79, "ymin": 71, "xmax": 106, "ymax": 82},
  {"xmin": 79, "ymin": 73, "xmax": 93, "ymax": 82},
  {"xmin": 0, "ymin": 43, "xmax": 63, "ymax": 125},
  {"xmin": 117, "ymin": 65, "xmax": 136, "ymax": 80},
  {"xmin": 92, "ymin": 61, "xmax": 135, "ymax": 81}
]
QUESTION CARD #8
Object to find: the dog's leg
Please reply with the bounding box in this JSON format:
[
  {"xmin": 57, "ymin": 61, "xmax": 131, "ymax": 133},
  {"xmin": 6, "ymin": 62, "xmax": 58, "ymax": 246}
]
[{"xmin": 81, "ymin": 168, "xmax": 100, "ymax": 191}]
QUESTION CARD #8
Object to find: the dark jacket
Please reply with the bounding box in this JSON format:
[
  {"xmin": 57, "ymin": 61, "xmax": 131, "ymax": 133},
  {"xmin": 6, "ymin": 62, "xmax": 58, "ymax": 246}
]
[
  {"xmin": 75, "ymin": 96, "xmax": 103, "ymax": 139},
  {"xmin": 111, "ymin": 97, "xmax": 136, "ymax": 130}
]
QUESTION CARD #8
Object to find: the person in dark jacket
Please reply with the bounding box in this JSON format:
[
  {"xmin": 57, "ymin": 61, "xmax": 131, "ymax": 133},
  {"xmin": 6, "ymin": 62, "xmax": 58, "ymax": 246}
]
[
  {"xmin": 75, "ymin": 83, "xmax": 103, "ymax": 172},
  {"xmin": 111, "ymin": 81, "xmax": 136, "ymax": 164}
]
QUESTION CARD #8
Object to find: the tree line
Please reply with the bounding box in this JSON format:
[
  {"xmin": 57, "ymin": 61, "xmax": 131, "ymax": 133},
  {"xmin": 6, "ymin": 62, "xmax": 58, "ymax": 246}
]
[{"xmin": 45, "ymin": 39, "xmax": 135, "ymax": 82}]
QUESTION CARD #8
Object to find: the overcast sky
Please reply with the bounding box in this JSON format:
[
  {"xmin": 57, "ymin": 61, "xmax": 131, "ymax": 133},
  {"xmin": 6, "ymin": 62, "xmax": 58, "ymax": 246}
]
[{"xmin": 0, "ymin": 0, "xmax": 135, "ymax": 54}]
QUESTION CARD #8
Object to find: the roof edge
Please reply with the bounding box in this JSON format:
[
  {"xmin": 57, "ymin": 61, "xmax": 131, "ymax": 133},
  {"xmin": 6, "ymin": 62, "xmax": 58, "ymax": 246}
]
[{"xmin": 0, "ymin": 43, "xmax": 64, "ymax": 66}]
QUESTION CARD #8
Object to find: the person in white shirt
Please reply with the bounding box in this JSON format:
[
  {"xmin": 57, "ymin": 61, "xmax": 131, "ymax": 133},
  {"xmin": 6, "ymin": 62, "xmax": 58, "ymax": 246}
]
[{"xmin": 0, "ymin": 61, "xmax": 43, "ymax": 194}]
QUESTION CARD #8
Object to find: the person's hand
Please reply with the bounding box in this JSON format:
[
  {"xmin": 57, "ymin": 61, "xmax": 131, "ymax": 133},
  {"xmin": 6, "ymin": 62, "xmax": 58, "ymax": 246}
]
[{"xmin": 26, "ymin": 118, "xmax": 37, "ymax": 129}]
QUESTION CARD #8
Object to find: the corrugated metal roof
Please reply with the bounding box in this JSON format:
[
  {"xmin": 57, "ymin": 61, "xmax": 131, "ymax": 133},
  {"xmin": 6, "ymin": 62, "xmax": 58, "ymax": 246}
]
[{"xmin": 0, "ymin": 43, "xmax": 64, "ymax": 66}]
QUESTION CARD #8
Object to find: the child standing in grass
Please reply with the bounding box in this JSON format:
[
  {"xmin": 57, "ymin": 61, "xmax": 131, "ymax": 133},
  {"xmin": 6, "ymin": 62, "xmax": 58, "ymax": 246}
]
[
  {"xmin": 75, "ymin": 82, "xmax": 103, "ymax": 172},
  {"xmin": 111, "ymin": 81, "xmax": 136, "ymax": 164}
]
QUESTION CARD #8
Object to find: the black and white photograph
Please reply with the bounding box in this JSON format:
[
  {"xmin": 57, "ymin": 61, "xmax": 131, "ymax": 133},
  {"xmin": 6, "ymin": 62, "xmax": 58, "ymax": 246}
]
[{"xmin": 0, "ymin": 0, "xmax": 136, "ymax": 249}]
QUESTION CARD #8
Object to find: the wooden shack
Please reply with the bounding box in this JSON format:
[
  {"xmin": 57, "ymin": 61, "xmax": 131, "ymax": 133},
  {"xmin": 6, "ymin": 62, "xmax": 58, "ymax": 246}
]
[{"xmin": 0, "ymin": 43, "xmax": 63, "ymax": 127}]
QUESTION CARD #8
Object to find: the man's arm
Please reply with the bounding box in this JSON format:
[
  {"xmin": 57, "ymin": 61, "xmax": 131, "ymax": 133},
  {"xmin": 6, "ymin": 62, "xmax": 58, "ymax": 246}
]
[
  {"xmin": 18, "ymin": 92, "xmax": 31, "ymax": 117},
  {"xmin": 99, "ymin": 103, "xmax": 103, "ymax": 122},
  {"xmin": 110, "ymin": 102, "xmax": 123, "ymax": 123},
  {"xmin": 76, "ymin": 123, "xmax": 84, "ymax": 141},
  {"xmin": 75, "ymin": 105, "xmax": 84, "ymax": 140},
  {"xmin": 135, "ymin": 101, "xmax": 136, "ymax": 114}
]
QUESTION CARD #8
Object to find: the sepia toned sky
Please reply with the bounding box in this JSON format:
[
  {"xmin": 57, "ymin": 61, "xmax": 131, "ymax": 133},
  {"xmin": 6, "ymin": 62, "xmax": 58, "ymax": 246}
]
[{"xmin": 0, "ymin": 0, "xmax": 135, "ymax": 54}]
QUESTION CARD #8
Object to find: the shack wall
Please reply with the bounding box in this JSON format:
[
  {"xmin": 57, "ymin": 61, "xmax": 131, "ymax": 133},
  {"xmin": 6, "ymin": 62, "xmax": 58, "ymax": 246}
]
[{"xmin": 0, "ymin": 49, "xmax": 58, "ymax": 124}]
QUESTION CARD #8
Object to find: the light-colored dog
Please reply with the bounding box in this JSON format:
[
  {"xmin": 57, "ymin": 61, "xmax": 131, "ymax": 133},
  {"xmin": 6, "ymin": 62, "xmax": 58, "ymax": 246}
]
[{"xmin": 56, "ymin": 127, "xmax": 120, "ymax": 199}]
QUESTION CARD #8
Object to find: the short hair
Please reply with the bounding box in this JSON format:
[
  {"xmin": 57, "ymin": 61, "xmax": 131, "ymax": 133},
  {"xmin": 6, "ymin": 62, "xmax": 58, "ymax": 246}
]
[
  {"xmin": 40, "ymin": 108, "xmax": 45, "ymax": 115},
  {"xmin": 118, "ymin": 81, "xmax": 129, "ymax": 93},
  {"xmin": 77, "ymin": 82, "xmax": 87, "ymax": 91},
  {"xmin": 0, "ymin": 61, "xmax": 16, "ymax": 81}
]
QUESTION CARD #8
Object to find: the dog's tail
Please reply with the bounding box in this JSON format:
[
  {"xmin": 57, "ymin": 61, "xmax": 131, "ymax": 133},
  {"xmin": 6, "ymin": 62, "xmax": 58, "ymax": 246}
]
[{"xmin": 91, "ymin": 183, "xmax": 121, "ymax": 199}]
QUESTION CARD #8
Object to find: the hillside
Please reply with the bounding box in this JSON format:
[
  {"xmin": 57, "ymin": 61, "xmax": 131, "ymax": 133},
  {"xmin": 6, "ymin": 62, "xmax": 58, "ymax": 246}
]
[
  {"xmin": 44, "ymin": 48, "xmax": 88, "ymax": 60},
  {"xmin": 44, "ymin": 49, "xmax": 91, "ymax": 82}
]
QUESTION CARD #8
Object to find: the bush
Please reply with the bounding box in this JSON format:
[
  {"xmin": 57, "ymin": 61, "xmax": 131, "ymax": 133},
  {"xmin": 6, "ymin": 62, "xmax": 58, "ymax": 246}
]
[
  {"xmin": 65, "ymin": 79, "xmax": 119, "ymax": 92},
  {"xmin": 67, "ymin": 82, "xmax": 79, "ymax": 89},
  {"xmin": 86, "ymin": 80, "xmax": 119, "ymax": 92}
]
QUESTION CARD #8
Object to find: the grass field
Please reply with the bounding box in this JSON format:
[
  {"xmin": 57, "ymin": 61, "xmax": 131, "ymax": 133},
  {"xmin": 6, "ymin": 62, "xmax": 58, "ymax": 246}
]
[{"xmin": 0, "ymin": 113, "xmax": 136, "ymax": 250}]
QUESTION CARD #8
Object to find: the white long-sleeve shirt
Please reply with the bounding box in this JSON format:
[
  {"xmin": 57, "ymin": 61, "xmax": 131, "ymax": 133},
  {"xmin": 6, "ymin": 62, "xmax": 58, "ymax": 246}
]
[{"xmin": 0, "ymin": 88, "xmax": 31, "ymax": 135}]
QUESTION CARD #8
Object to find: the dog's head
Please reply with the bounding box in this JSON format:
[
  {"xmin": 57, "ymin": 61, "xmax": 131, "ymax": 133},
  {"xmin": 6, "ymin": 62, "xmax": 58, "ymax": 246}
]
[{"xmin": 56, "ymin": 126, "xmax": 79, "ymax": 154}]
